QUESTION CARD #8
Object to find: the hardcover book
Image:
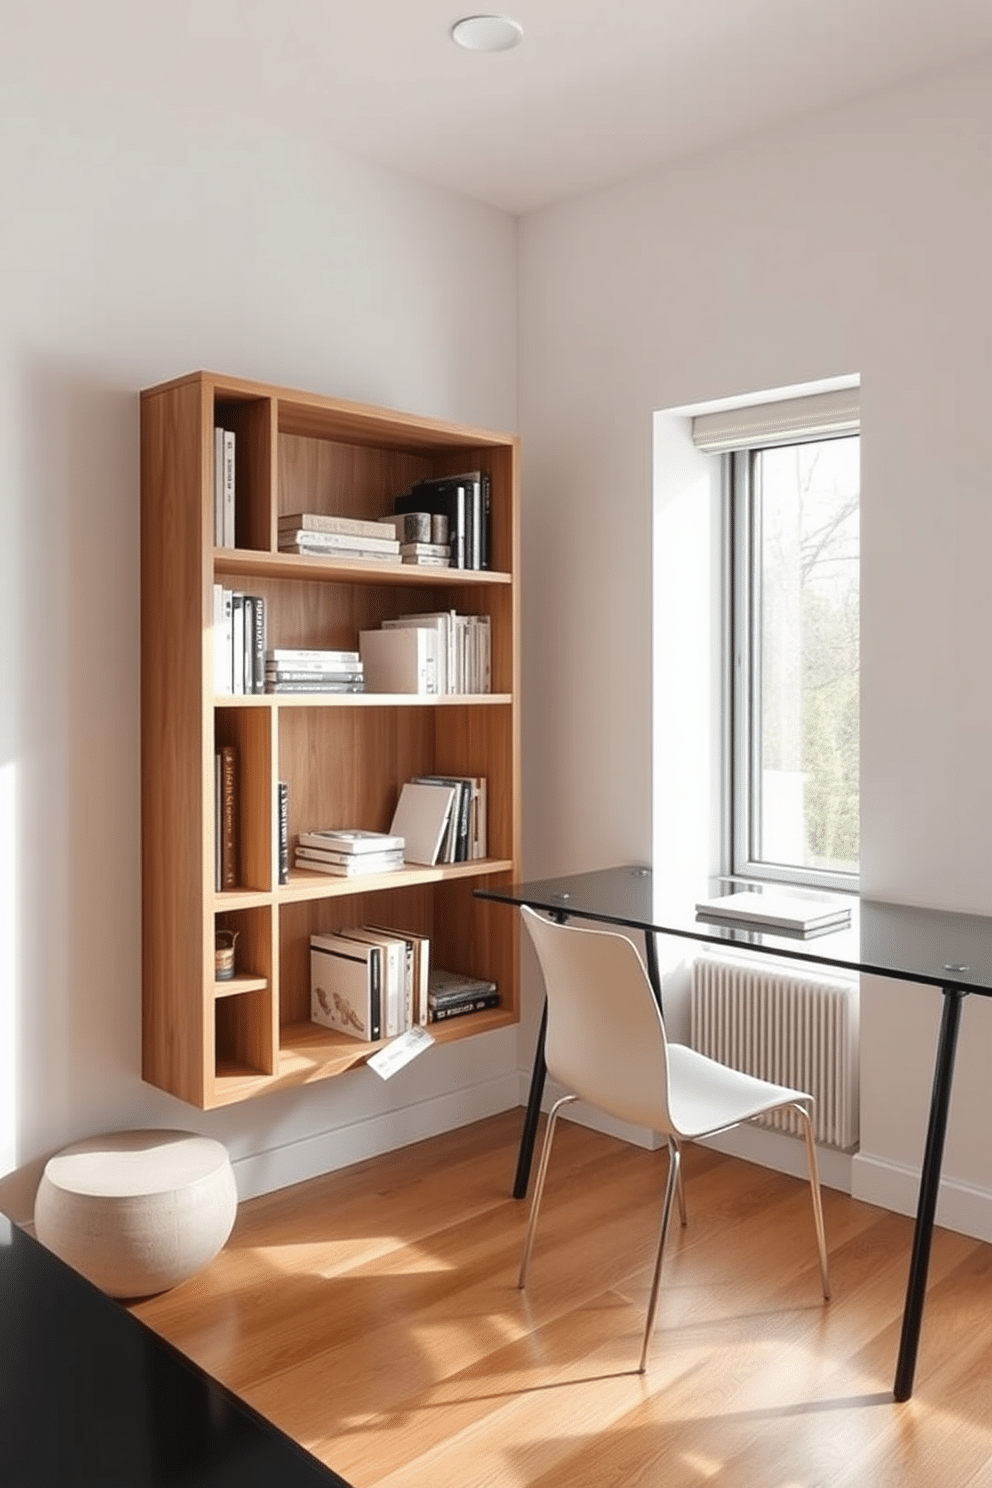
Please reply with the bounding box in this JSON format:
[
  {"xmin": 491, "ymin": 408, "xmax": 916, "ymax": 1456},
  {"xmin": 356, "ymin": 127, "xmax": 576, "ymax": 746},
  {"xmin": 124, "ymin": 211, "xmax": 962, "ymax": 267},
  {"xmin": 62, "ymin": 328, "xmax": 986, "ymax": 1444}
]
[
  {"xmin": 366, "ymin": 924, "xmax": 430, "ymax": 1027},
  {"xmin": 277, "ymin": 780, "xmax": 289, "ymax": 885},
  {"xmin": 277, "ymin": 528, "xmax": 400, "ymax": 555},
  {"xmin": 389, "ymin": 781, "xmax": 457, "ymax": 866},
  {"xmin": 427, "ymin": 967, "xmax": 498, "ymax": 1004},
  {"xmin": 428, "ymin": 992, "xmax": 500, "ymax": 1022},
  {"xmin": 310, "ymin": 933, "xmax": 381, "ymax": 1041},
  {"xmin": 339, "ymin": 927, "xmax": 407, "ymax": 1037},
  {"xmin": 294, "ymin": 849, "xmax": 404, "ymax": 876},
  {"xmin": 298, "ymin": 828, "xmax": 405, "ymax": 855},
  {"xmin": 360, "ymin": 626, "xmax": 440, "ymax": 695},
  {"xmin": 694, "ymin": 889, "xmax": 852, "ymax": 935},
  {"xmin": 278, "ymin": 512, "xmax": 391, "ymax": 540},
  {"xmin": 218, "ymin": 745, "xmax": 237, "ymax": 890}
]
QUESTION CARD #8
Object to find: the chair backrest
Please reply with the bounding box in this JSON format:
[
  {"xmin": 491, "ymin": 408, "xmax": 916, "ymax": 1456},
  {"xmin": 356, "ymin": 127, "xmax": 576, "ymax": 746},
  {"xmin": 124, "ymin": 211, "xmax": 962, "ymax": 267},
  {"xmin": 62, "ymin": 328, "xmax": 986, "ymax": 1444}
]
[{"xmin": 521, "ymin": 906, "xmax": 675, "ymax": 1134}]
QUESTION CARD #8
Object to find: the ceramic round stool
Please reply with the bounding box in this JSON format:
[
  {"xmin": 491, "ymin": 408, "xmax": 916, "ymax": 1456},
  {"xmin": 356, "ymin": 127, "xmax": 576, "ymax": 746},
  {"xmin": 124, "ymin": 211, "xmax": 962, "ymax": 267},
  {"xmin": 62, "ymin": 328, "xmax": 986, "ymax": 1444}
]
[{"xmin": 34, "ymin": 1129, "xmax": 237, "ymax": 1298}]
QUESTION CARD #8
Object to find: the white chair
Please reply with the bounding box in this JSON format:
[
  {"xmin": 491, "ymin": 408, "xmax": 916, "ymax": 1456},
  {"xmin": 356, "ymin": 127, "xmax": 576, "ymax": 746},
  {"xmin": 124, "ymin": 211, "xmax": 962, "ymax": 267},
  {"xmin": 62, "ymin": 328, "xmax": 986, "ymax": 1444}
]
[{"xmin": 519, "ymin": 905, "xmax": 831, "ymax": 1373}]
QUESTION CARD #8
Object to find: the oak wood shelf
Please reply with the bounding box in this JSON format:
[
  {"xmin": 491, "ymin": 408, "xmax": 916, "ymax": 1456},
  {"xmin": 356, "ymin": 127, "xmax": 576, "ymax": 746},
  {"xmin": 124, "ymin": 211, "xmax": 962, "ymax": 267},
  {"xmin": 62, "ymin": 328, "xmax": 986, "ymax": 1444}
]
[{"xmin": 140, "ymin": 370, "xmax": 520, "ymax": 1109}]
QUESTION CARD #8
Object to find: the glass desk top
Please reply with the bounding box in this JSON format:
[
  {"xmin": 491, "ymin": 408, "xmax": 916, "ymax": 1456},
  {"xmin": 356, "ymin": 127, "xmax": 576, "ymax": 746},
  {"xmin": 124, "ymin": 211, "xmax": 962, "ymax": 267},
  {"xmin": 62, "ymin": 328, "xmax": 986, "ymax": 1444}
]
[
  {"xmin": 477, "ymin": 865, "xmax": 992, "ymax": 994},
  {"xmin": 0, "ymin": 1213, "xmax": 351, "ymax": 1487}
]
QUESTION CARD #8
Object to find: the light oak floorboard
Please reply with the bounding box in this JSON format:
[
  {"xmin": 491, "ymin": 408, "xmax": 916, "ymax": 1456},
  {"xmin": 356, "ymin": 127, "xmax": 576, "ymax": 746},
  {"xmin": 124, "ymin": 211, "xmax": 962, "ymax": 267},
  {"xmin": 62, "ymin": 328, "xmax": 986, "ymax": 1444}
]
[{"xmin": 131, "ymin": 1112, "xmax": 992, "ymax": 1487}]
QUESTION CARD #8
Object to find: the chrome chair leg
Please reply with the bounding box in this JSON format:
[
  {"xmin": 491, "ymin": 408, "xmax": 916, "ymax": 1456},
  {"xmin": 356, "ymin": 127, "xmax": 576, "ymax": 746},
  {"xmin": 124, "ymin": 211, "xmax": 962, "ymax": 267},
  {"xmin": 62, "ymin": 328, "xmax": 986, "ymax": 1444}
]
[
  {"xmin": 638, "ymin": 1136, "xmax": 682, "ymax": 1373},
  {"xmin": 518, "ymin": 1094, "xmax": 577, "ymax": 1290},
  {"xmin": 676, "ymin": 1162, "xmax": 688, "ymax": 1227},
  {"xmin": 791, "ymin": 1101, "xmax": 831, "ymax": 1300}
]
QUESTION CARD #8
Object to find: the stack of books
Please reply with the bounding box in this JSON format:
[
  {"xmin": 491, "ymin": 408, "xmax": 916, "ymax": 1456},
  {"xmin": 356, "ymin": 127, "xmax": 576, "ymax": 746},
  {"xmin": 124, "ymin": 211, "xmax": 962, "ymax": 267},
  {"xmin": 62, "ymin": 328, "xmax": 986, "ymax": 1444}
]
[
  {"xmin": 310, "ymin": 923, "xmax": 431, "ymax": 1039},
  {"xmin": 399, "ymin": 541, "xmax": 452, "ymax": 567},
  {"xmin": 364, "ymin": 611, "xmax": 491, "ymax": 694},
  {"xmin": 393, "ymin": 470, "xmax": 491, "ymax": 570},
  {"xmin": 213, "ymin": 586, "xmax": 266, "ymax": 695},
  {"xmin": 278, "ymin": 512, "xmax": 401, "ymax": 563},
  {"xmin": 265, "ymin": 648, "xmax": 364, "ymax": 694},
  {"xmin": 376, "ymin": 512, "xmax": 452, "ymax": 567},
  {"xmin": 294, "ymin": 828, "xmax": 405, "ymax": 877},
  {"xmin": 385, "ymin": 776, "xmax": 487, "ymax": 865},
  {"xmin": 427, "ymin": 967, "xmax": 499, "ymax": 1023}
]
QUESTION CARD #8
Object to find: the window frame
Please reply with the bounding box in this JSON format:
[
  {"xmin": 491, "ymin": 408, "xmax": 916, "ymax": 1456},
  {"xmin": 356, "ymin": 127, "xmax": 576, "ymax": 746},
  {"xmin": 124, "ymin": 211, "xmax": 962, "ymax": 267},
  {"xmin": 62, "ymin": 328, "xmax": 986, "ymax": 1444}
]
[{"xmin": 728, "ymin": 439, "xmax": 860, "ymax": 895}]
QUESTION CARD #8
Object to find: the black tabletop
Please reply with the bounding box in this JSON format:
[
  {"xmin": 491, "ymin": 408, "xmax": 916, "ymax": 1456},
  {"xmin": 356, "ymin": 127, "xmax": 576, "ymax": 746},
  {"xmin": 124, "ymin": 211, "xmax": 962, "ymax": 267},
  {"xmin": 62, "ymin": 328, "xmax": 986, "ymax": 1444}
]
[
  {"xmin": 477, "ymin": 866, "xmax": 992, "ymax": 995},
  {"xmin": 0, "ymin": 1213, "xmax": 352, "ymax": 1487}
]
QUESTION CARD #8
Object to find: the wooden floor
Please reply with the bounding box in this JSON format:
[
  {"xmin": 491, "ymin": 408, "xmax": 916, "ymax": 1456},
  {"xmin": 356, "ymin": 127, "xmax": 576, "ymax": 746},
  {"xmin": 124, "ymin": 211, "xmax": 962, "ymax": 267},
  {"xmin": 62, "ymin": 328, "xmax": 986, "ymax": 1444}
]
[{"xmin": 132, "ymin": 1112, "xmax": 992, "ymax": 1487}]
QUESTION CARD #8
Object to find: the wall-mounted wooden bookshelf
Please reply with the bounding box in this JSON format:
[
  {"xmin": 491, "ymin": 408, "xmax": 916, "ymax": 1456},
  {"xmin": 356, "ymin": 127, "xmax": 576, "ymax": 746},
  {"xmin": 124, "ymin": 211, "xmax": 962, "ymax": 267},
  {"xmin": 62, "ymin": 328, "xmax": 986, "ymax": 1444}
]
[{"xmin": 140, "ymin": 371, "xmax": 520, "ymax": 1109}]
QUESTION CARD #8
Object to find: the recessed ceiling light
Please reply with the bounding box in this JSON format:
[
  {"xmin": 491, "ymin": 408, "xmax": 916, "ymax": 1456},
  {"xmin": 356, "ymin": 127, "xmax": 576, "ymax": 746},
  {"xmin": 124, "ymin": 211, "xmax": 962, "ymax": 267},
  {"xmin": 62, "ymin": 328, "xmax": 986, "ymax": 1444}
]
[{"xmin": 450, "ymin": 15, "xmax": 523, "ymax": 53}]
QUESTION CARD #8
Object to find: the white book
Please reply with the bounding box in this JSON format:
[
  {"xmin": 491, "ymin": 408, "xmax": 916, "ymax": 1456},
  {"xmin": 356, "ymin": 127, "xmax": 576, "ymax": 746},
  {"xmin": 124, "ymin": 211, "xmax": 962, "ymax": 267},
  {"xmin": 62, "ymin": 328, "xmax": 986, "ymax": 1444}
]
[
  {"xmin": 366, "ymin": 925, "xmax": 430, "ymax": 1028},
  {"xmin": 471, "ymin": 776, "xmax": 487, "ymax": 859},
  {"xmin": 213, "ymin": 584, "xmax": 233, "ymax": 696},
  {"xmin": 295, "ymin": 849, "xmax": 405, "ymax": 875},
  {"xmin": 214, "ymin": 428, "xmax": 225, "ymax": 547},
  {"xmin": 297, "ymin": 828, "xmax": 405, "ymax": 855},
  {"xmin": 267, "ymin": 648, "xmax": 361, "ymax": 665},
  {"xmin": 223, "ymin": 429, "xmax": 236, "ymax": 548},
  {"xmin": 360, "ymin": 627, "xmax": 439, "ymax": 695},
  {"xmin": 695, "ymin": 889, "xmax": 852, "ymax": 935},
  {"xmin": 339, "ymin": 928, "xmax": 406, "ymax": 1037},
  {"xmin": 389, "ymin": 781, "xmax": 457, "ymax": 865},
  {"xmin": 399, "ymin": 542, "xmax": 451, "ymax": 559},
  {"xmin": 295, "ymin": 857, "xmax": 404, "ymax": 878},
  {"xmin": 278, "ymin": 512, "xmax": 392, "ymax": 540},
  {"xmin": 310, "ymin": 933, "xmax": 381, "ymax": 1041},
  {"xmin": 381, "ymin": 612, "xmax": 453, "ymax": 694},
  {"xmin": 277, "ymin": 528, "xmax": 400, "ymax": 555}
]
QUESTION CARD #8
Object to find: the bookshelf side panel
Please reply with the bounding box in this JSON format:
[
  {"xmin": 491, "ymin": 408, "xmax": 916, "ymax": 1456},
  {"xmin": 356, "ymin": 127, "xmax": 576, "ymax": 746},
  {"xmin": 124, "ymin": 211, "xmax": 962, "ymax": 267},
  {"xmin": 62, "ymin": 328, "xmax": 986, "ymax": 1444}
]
[{"xmin": 141, "ymin": 378, "xmax": 213, "ymax": 1104}]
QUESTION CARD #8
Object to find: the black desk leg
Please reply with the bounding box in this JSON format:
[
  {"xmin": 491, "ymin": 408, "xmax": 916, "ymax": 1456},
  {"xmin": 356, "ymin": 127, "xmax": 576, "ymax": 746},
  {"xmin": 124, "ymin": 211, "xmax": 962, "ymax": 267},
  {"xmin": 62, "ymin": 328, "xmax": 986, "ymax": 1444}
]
[
  {"xmin": 893, "ymin": 985, "xmax": 966, "ymax": 1402},
  {"xmin": 513, "ymin": 998, "xmax": 548, "ymax": 1200},
  {"xmin": 644, "ymin": 930, "xmax": 663, "ymax": 1010}
]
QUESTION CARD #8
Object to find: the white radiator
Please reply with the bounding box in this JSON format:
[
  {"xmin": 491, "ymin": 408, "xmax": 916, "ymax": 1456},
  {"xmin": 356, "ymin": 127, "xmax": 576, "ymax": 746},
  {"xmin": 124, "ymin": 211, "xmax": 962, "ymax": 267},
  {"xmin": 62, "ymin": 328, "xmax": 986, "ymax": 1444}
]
[{"xmin": 690, "ymin": 955, "xmax": 859, "ymax": 1150}]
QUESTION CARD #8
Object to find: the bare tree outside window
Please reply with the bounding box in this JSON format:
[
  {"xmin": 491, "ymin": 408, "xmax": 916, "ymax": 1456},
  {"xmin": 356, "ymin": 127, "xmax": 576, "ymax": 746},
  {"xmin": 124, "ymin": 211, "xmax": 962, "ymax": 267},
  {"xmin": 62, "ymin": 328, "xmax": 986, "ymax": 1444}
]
[{"xmin": 737, "ymin": 435, "xmax": 859, "ymax": 882}]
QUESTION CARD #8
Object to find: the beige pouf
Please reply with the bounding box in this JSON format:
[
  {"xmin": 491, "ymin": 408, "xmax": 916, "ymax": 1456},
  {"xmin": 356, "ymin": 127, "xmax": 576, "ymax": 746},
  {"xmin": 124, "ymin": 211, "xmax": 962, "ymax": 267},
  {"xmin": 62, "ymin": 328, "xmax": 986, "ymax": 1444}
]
[{"xmin": 34, "ymin": 1129, "xmax": 237, "ymax": 1298}]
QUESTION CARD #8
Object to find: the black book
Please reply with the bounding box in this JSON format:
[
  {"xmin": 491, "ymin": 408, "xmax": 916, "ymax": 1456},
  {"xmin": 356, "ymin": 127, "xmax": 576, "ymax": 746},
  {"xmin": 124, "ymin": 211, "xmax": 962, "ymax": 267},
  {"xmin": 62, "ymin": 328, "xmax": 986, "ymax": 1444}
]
[
  {"xmin": 409, "ymin": 470, "xmax": 490, "ymax": 570},
  {"xmin": 396, "ymin": 479, "xmax": 468, "ymax": 568},
  {"xmin": 244, "ymin": 595, "xmax": 266, "ymax": 694},
  {"xmin": 429, "ymin": 992, "xmax": 500, "ymax": 1021}
]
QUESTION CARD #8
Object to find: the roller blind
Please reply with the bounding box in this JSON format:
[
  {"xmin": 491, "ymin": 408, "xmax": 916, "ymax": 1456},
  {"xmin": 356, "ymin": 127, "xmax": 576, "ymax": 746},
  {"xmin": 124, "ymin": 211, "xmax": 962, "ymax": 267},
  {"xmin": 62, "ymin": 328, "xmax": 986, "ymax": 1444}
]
[{"xmin": 691, "ymin": 387, "xmax": 860, "ymax": 453}]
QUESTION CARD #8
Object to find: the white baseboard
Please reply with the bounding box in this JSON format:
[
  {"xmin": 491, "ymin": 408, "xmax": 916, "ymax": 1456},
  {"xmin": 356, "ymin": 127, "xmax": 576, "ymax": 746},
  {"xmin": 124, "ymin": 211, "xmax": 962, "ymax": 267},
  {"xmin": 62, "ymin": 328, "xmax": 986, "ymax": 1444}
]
[
  {"xmin": 851, "ymin": 1152, "xmax": 992, "ymax": 1244},
  {"xmin": 232, "ymin": 1071, "xmax": 519, "ymax": 1202}
]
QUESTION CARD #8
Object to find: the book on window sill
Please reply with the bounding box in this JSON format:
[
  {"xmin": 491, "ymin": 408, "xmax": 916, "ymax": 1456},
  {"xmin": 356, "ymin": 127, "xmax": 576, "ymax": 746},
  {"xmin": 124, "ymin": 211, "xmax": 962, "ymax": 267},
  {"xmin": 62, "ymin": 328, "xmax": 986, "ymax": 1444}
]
[{"xmin": 694, "ymin": 888, "xmax": 852, "ymax": 935}]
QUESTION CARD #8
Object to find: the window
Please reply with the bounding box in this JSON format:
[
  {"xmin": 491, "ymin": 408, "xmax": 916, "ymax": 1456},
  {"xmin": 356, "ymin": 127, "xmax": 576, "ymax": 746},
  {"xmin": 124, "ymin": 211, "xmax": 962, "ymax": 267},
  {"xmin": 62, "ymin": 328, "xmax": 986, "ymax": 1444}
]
[
  {"xmin": 692, "ymin": 387, "xmax": 860, "ymax": 890},
  {"xmin": 731, "ymin": 437, "xmax": 859, "ymax": 888}
]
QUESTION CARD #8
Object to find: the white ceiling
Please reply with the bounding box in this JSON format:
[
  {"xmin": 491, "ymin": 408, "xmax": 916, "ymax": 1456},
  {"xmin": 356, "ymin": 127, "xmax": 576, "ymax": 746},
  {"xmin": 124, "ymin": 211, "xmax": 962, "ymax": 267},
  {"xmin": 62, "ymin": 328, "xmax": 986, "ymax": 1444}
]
[{"xmin": 12, "ymin": 1, "xmax": 992, "ymax": 214}]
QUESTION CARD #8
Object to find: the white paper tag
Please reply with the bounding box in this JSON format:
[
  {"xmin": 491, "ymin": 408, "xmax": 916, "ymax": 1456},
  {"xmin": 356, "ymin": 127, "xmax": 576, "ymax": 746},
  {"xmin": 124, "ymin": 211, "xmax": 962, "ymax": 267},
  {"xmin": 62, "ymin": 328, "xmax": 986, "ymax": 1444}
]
[{"xmin": 367, "ymin": 1025, "xmax": 435, "ymax": 1080}]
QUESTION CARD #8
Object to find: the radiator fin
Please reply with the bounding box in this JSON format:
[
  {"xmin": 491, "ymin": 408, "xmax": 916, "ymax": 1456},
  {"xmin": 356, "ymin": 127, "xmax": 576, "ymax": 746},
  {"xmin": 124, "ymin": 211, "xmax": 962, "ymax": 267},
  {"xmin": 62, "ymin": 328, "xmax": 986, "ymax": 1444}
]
[{"xmin": 689, "ymin": 955, "xmax": 859, "ymax": 1150}]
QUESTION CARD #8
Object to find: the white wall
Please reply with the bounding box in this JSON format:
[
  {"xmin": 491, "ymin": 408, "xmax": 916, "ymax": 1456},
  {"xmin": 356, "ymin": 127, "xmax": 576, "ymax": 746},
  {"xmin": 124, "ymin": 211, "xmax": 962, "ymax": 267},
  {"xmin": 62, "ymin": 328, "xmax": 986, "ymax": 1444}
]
[
  {"xmin": 0, "ymin": 64, "xmax": 520, "ymax": 1217},
  {"xmin": 518, "ymin": 55, "xmax": 992, "ymax": 1237}
]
